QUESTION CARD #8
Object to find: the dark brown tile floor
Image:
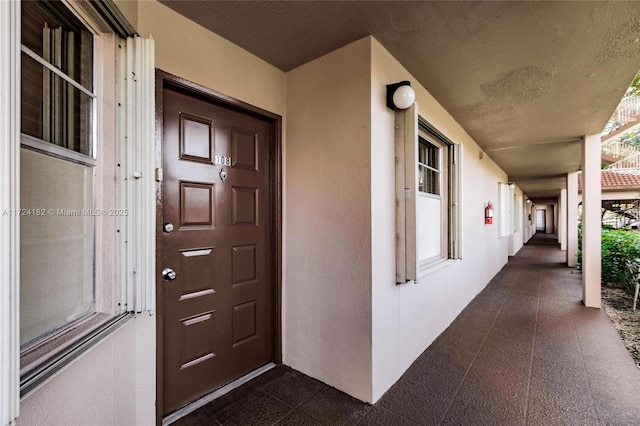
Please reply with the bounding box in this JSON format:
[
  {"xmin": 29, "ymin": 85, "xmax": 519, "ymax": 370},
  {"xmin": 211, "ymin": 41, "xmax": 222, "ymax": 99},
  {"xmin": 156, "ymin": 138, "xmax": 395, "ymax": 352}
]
[{"xmin": 174, "ymin": 233, "xmax": 640, "ymax": 425}]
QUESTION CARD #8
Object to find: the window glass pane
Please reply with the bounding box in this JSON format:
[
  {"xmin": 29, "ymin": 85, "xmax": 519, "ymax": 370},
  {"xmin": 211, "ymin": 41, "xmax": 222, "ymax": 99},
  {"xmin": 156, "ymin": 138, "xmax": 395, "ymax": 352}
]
[
  {"xmin": 21, "ymin": 53, "xmax": 93, "ymax": 156},
  {"xmin": 419, "ymin": 140, "xmax": 427, "ymax": 164},
  {"xmin": 427, "ymin": 169, "xmax": 439, "ymax": 195},
  {"xmin": 418, "ymin": 193, "xmax": 442, "ymax": 260},
  {"xmin": 427, "ymin": 144, "xmax": 438, "ymax": 169},
  {"xmin": 20, "ymin": 148, "xmax": 94, "ymax": 346},
  {"xmin": 21, "ymin": 1, "xmax": 93, "ymax": 91},
  {"xmin": 418, "ymin": 139, "xmax": 440, "ymax": 196}
]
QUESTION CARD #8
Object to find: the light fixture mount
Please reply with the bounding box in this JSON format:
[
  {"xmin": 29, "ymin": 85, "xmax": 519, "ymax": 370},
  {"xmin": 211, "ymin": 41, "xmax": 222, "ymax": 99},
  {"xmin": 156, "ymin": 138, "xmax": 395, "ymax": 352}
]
[{"xmin": 386, "ymin": 81, "xmax": 415, "ymax": 110}]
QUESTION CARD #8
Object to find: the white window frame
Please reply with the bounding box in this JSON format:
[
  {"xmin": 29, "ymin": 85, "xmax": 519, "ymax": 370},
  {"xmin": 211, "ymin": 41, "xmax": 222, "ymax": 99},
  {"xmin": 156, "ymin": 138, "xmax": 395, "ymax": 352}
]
[
  {"xmin": 1, "ymin": 1, "xmax": 22, "ymax": 423},
  {"xmin": 514, "ymin": 192, "xmax": 523, "ymax": 233},
  {"xmin": 18, "ymin": 1, "xmax": 116, "ymax": 395},
  {"xmin": 417, "ymin": 119, "xmax": 461, "ymax": 274},
  {"xmin": 498, "ymin": 182, "xmax": 514, "ymax": 238},
  {"xmin": 19, "ymin": 1, "xmax": 99, "ymax": 354},
  {"xmin": 418, "ymin": 137, "xmax": 442, "ymax": 196},
  {"xmin": 395, "ymin": 104, "xmax": 461, "ymax": 284},
  {"xmin": 417, "ymin": 132, "xmax": 447, "ymax": 265},
  {"xmin": 2, "ymin": 0, "xmax": 155, "ymax": 416}
]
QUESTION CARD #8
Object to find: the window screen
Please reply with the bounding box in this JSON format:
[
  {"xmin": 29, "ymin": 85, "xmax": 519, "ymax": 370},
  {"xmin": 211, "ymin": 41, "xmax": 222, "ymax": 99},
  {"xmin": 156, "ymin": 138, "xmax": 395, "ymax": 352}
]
[
  {"xmin": 21, "ymin": 0, "xmax": 94, "ymax": 157},
  {"xmin": 19, "ymin": 0, "xmax": 96, "ymax": 349}
]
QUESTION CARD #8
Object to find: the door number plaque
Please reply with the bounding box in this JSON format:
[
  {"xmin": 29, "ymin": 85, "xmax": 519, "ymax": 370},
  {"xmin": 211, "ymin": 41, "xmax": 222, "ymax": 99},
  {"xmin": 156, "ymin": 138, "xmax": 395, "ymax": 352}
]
[{"xmin": 214, "ymin": 155, "xmax": 231, "ymax": 166}]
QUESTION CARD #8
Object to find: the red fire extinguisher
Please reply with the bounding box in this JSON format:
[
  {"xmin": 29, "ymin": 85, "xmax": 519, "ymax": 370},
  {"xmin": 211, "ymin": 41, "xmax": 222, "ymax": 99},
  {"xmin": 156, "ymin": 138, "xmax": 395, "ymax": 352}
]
[{"xmin": 485, "ymin": 202, "xmax": 493, "ymax": 225}]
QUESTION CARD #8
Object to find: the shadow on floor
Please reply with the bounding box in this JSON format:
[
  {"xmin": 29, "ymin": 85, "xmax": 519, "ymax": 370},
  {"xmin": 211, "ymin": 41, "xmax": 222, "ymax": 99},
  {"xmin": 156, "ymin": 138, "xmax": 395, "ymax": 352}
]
[{"xmin": 173, "ymin": 233, "xmax": 640, "ymax": 425}]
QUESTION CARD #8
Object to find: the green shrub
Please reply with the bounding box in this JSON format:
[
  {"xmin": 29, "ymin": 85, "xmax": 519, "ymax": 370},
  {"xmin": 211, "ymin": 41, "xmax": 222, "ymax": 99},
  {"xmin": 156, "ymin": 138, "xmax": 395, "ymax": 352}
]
[
  {"xmin": 577, "ymin": 224, "xmax": 582, "ymax": 270},
  {"xmin": 601, "ymin": 228, "xmax": 640, "ymax": 294}
]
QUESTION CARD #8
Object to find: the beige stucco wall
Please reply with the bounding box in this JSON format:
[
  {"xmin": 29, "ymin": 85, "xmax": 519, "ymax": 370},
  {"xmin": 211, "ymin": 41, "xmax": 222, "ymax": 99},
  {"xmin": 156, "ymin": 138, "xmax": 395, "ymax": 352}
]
[
  {"xmin": 125, "ymin": 0, "xmax": 511, "ymax": 406},
  {"xmin": 18, "ymin": 1, "xmax": 286, "ymax": 424},
  {"xmin": 284, "ymin": 36, "xmax": 511, "ymax": 403},
  {"xmin": 113, "ymin": 0, "xmax": 137, "ymax": 31},
  {"xmin": 136, "ymin": 0, "xmax": 285, "ymax": 117},
  {"xmin": 369, "ymin": 39, "xmax": 401, "ymax": 399},
  {"xmin": 284, "ymin": 37, "xmax": 373, "ymax": 402},
  {"xmin": 370, "ymin": 38, "xmax": 509, "ymax": 401},
  {"xmin": 17, "ymin": 1, "xmax": 518, "ymax": 417},
  {"xmin": 18, "ymin": 315, "xmax": 155, "ymax": 426}
]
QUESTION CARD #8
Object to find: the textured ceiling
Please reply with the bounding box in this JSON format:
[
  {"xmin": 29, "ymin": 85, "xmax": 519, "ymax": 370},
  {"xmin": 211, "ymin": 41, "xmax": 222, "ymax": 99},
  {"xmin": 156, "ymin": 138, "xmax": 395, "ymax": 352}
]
[{"xmin": 160, "ymin": 0, "xmax": 640, "ymax": 200}]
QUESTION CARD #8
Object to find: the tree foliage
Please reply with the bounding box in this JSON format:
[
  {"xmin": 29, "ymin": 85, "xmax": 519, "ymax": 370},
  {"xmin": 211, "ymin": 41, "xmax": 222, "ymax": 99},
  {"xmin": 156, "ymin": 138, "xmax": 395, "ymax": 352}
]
[
  {"xmin": 602, "ymin": 72, "xmax": 640, "ymax": 136},
  {"xmin": 617, "ymin": 128, "xmax": 640, "ymax": 146},
  {"xmin": 627, "ymin": 72, "xmax": 640, "ymax": 98}
]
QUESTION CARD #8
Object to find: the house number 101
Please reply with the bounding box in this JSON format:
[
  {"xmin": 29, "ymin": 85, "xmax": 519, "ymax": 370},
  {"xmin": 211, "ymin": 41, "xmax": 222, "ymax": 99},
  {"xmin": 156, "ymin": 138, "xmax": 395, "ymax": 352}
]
[{"xmin": 214, "ymin": 155, "xmax": 231, "ymax": 166}]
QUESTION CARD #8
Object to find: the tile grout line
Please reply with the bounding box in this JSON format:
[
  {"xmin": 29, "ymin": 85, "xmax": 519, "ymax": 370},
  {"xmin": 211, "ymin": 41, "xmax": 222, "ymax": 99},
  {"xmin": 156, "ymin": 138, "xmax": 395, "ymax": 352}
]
[
  {"xmin": 214, "ymin": 370, "xmax": 322, "ymax": 426},
  {"xmin": 438, "ymin": 263, "xmax": 523, "ymax": 425},
  {"xmin": 564, "ymin": 267, "xmax": 603, "ymax": 425},
  {"xmin": 270, "ymin": 381, "xmax": 359, "ymax": 426},
  {"xmin": 267, "ymin": 391, "xmax": 304, "ymax": 426},
  {"xmin": 353, "ymin": 404, "xmax": 416, "ymax": 426},
  {"xmin": 521, "ymin": 244, "xmax": 545, "ymax": 425},
  {"xmin": 351, "ymin": 400, "xmax": 375, "ymax": 426},
  {"xmin": 235, "ymin": 389, "xmax": 295, "ymax": 426}
]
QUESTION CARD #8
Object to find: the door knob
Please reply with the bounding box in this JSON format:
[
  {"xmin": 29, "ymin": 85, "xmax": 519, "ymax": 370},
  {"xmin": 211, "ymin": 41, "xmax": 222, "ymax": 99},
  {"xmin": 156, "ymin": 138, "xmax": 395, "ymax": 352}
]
[{"xmin": 162, "ymin": 268, "xmax": 177, "ymax": 281}]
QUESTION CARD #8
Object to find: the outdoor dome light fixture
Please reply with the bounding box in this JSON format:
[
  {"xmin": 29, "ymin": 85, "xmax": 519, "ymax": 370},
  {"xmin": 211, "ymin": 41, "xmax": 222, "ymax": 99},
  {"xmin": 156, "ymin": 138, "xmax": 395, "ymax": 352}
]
[{"xmin": 386, "ymin": 81, "xmax": 415, "ymax": 110}]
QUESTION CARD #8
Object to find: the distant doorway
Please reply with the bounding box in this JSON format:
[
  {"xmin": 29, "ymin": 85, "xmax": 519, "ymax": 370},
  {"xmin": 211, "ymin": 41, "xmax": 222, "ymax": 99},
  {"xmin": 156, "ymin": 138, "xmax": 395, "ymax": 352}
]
[{"xmin": 536, "ymin": 209, "xmax": 546, "ymax": 232}]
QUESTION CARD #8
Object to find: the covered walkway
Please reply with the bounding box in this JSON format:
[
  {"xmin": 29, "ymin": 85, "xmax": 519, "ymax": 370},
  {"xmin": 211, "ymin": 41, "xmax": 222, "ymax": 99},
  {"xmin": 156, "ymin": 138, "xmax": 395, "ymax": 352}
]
[{"xmin": 176, "ymin": 234, "xmax": 640, "ymax": 425}]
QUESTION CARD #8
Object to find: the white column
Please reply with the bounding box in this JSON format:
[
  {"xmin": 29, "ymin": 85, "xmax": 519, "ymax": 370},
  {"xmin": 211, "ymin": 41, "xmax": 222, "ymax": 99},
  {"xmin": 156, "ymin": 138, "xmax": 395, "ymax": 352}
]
[
  {"xmin": 559, "ymin": 189, "xmax": 567, "ymax": 251},
  {"xmin": 567, "ymin": 172, "xmax": 579, "ymax": 267},
  {"xmin": 582, "ymin": 135, "xmax": 601, "ymax": 308}
]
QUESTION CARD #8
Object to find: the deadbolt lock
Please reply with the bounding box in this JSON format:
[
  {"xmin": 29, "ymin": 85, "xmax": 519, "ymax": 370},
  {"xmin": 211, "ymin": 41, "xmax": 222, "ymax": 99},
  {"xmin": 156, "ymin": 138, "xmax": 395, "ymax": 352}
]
[
  {"xmin": 163, "ymin": 223, "xmax": 174, "ymax": 233},
  {"xmin": 162, "ymin": 268, "xmax": 177, "ymax": 281}
]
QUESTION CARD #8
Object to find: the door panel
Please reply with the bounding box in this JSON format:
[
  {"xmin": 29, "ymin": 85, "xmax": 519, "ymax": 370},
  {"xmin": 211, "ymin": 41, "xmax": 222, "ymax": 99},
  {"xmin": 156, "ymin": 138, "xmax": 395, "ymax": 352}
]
[{"xmin": 161, "ymin": 87, "xmax": 272, "ymax": 415}]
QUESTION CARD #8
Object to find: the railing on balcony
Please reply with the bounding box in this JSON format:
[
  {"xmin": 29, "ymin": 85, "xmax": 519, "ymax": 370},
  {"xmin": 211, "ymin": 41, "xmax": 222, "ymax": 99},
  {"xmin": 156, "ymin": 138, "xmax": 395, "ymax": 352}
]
[
  {"xmin": 602, "ymin": 138, "xmax": 640, "ymax": 161},
  {"xmin": 612, "ymin": 92, "xmax": 640, "ymax": 125},
  {"xmin": 607, "ymin": 152, "xmax": 640, "ymax": 173},
  {"xmin": 602, "ymin": 88, "xmax": 640, "ymax": 170}
]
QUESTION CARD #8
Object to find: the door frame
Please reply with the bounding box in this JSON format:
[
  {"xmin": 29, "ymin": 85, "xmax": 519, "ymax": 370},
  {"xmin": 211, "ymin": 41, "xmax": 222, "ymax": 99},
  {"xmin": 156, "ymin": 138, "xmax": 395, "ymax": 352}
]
[
  {"xmin": 154, "ymin": 69, "xmax": 282, "ymax": 423},
  {"xmin": 536, "ymin": 209, "xmax": 546, "ymax": 233}
]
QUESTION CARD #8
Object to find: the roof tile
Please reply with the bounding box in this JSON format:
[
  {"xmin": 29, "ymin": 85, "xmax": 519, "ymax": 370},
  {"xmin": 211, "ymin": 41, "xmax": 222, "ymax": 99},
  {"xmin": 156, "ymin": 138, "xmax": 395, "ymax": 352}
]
[{"xmin": 578, "ymin": 170, "xmax": 640, "ymax": 190}]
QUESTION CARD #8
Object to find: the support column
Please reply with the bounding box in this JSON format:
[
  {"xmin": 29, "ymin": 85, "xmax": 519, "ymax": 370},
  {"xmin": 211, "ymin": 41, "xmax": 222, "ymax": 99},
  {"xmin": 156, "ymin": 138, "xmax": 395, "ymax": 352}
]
[
  {"xmin": 582, "ymin": 134, "xmax": 601, "ymax": 308},
  {"xmin": 559, "ymin": 189, "xmax": 567, "ymax": 251},
  {"xmin": 567, "ymin": 172, "xmax": 579, "ymax": 267}
]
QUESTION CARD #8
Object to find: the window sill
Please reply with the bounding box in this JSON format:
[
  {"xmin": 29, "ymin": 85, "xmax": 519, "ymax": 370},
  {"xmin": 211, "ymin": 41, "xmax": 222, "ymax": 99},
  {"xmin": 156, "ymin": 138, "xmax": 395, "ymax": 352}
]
[
  {"xmin": 418, "ymin": 258, "xmax": 458, "ymax": 279},
  {"xmin": 20, "ymin": 312, "xmax": 133, "ymax": 398}
]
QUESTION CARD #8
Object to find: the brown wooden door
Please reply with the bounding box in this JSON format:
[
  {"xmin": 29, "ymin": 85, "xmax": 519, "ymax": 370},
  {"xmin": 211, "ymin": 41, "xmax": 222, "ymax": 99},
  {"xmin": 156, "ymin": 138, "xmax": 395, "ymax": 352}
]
[{"xmin": 161, "ymin": 86, "xmax": 273, "ymax": 415}]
